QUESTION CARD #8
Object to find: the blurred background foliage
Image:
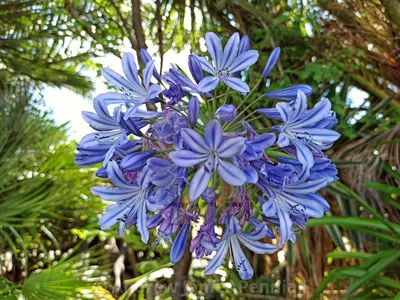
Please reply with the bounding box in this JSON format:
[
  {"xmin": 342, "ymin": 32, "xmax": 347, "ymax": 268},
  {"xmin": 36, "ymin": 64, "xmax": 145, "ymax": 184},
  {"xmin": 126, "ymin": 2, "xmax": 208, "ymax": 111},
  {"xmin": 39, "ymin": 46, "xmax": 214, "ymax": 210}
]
[{"xmin": 0, "ymin": 0, "xmax": 399, "ymax": 299}]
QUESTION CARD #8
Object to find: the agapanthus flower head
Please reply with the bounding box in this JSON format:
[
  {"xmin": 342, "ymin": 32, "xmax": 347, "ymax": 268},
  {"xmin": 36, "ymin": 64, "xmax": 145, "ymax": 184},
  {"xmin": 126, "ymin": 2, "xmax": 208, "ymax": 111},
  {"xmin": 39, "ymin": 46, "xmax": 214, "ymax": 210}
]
[{"xmin": 76, "ymin": 32, "xmax": 340, "ymax": 280}]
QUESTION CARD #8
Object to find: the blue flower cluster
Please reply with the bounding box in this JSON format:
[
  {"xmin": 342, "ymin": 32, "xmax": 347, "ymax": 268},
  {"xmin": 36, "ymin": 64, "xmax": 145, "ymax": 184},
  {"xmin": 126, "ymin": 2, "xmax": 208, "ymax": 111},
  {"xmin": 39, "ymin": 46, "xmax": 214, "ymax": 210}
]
[{"xmin": 76, "ymin": 32, "xmax": 340, "ymax": 280}]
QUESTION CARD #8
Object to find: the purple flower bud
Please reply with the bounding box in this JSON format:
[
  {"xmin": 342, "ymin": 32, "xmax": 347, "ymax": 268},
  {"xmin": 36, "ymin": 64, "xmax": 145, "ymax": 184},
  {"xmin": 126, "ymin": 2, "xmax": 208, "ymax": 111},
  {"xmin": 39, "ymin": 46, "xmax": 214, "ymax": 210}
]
[
  {"xmin": 147, "ymin": 213, "xmax": 162, "ymax": 229},
  {"xmin": 120, "ymin": 150, "xmax": 157, "ymax": 172},
  {"xmin": 140, "ymin": 48, "xmax": 161, "ymax": 81},
  {"xmin": 95, "ymin": 167, "xmax": 108, "ymax": 178},
  {"xmin": 170, "ymin": 221, "xmax": 190, "ymax": 263},
  {"xmin": 216, "ymin": 104, "xmax": 237, "ymax": 122},
  {"xmin": 265, "ymin": 85, "xmax": 312, "ymax": 100},
  {"xmin": 261, "ymin": 47, "xmax": 281, "ymax": 79},
  {"xmin": 140, "ymin": 48, "xmax": 152, "ymax": 63},
  {"xmin": 201, "ymin": 188, "xmax": 215, "ymax": 203},
  {"xmin": 188, "ymin": 55, "xmax": 204, "ymax": 84},
  {"xmin": 188, "ymin": 96, "xmax": 200, "ymax": 128},
  {"xmin": 238, "ymin": 35, "xmax": 250, "ymax": 54}
]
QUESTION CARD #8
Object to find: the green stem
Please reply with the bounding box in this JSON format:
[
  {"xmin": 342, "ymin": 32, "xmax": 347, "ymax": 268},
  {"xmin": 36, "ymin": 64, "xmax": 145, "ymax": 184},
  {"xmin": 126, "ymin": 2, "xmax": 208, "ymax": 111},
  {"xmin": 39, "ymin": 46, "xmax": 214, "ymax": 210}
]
[
  {"xmin": 236, "ymin": 78, "xmax": 263, "ymax": 111},
  {"xmin": 222, "ymin": 87, "xmax": 231, "ymax": 106},
  {"xmin": 224, "ymin": 94, "xmax": 264, "ymax": 130}
]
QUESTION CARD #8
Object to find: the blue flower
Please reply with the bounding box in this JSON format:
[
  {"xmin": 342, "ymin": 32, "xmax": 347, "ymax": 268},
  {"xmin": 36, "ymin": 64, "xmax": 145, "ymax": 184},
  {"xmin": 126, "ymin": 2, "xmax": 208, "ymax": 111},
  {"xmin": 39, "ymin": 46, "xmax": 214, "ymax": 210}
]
[
  {"xmin": 259, "ymin": 90, "xmax": 340, "ymax": 169},
  {"xmin": 80, "ymin": 97, "xmax": 148, "ymax": 166},
  {"xmin": 188, "ymin": 96, "xmax": 200, "ymax": 128},
  {"xmin": 203, "ymin": 216, "xmax": 277, "ymax": 280},
  {"xmin": 197, "ymin": 32, "xmax": 259, "ymax": 93},
  {"xmin": 265, "ymin": 85, "xmax": 312, "ymax": 100},
  {"xmin": 257, "ymin": 165, "xmax": 333, "ymax": 246},
  {"xmin": 101, "ymin": 53, "xmax": 162, "ymax": 119},
  {"xmin": 277, "ymin": 156, "xmax": 338, "ymax": 182},
  {"xmin": 216, "ymin": 104, "xmax": 237, "ymax": 122},
  {"xmin": 147, "ymin": 158, "xmax": 187, "ymax": 206},
  {"xmin": 170, "ymin": 221, "xmax": 191, "ymax": 263},
  {"xmin": 169, "ymin": 120, "xmax": 246, "ymax": 200},
  {"xmin": 140, "ymin": 48, "xmax": 161, "ymax": 81},
  {"xmin": 261, "ymin": 47, "xmax": 281, "ymax": 78},
  {"xmin": 152, "ymin": 110, "xmax": 188, "ymax": 145},
  {"xmin": 91, "ymin": 161, "xmax": 157, "ymax": 243}
]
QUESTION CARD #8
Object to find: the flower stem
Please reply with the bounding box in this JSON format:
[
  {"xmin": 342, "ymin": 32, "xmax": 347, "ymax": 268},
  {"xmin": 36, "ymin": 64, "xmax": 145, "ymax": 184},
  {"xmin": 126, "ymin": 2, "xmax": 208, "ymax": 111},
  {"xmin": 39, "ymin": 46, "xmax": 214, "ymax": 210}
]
[
  {"xmin": 236, "ymin": 78, "xmax": 263, "ymax": 111},
  {"xmin": 222, "ymin": 87, "xmax": 231, "ymax": 106}
]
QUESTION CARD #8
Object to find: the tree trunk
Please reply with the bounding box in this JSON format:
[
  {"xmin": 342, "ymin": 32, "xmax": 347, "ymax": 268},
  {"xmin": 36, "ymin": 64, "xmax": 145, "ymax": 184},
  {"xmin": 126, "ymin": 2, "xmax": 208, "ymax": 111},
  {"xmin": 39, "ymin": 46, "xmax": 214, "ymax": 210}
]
[{"xmin": 171, "ymin": 237, "xmax": 192, "ymax": 300}]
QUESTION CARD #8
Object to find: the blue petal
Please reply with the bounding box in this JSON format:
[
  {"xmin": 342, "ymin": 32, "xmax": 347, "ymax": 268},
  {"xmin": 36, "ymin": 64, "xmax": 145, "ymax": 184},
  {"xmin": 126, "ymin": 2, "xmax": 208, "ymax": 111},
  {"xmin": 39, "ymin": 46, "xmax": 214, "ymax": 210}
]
[
  {"xmin": 102, "ymin": 142, "xmax": 118, "ymax": 167},
  {"xmin": 147, "ymin": 158, "xmax": 171, "ymax": 172},
  {"xmin": 244, "ymin": 166, "xmax": 258, "ymax": 183},
  {"xmin": 291, "ymin": 90, "xmax": 308, "ymax": 121},
  {"xmin": 189, "ymin": 166, "xmax": 213, "ymax": 201},
  {"xmin": 216, "ymin": 104, "xmax": 237, "ymax": 122},
  {"xmin": 280, "ymin": 193, "xmax": 325, "ymax": 218},
  {"xmin": 238, "ymin": 235, "xmax": 277, "ymax": 255},
  {"xmin": 257, "ymin": 108, "xmax": 282, "ymax": 121},
  {"xmin": 217, "ymin": 159, "xmax": 246, "ymax": 186},
  {"xmin": 143, "ymin": 60, "xmax": 155, "ymax": 88},
  {"xmin": 238, "ymin": 35, "xmax": 250, "ymax": 54},
  {"xmin": 93, "ymin": 97, "xmax": 112, "ymax": 119},
  {"xmin": 122, "ymin": 52, "xmax": 142, "ymax": 88},
  {"xmin": 221, "ymin": 32, "xmax": 239, "ymax": 68},
  {"xmin": 262, "ymin": 198, "xmax": 277, "ymax": 217},
  {"xmin": 99, "ymin": 204, "xmax": 128, "ymax": 230},
  {"xmin": 284, "ymin": 178, "xmax": 329, "ymax": 194},
  {"xmin": 265, "ymin": 85, "xmax": 312, "ymax": 100},
  {"xmin": 120, "ymin": 150, "xmax": 157, "ymax": 172},
  {"xmin": 196, "ymin": 55, "xmax": 215, "ymax": 74},
  {"xmin": 137, "ymin": 202, "xmax": 149, "ymax": 243},
  {"xmin": 147, "ymin": 84, "xmax": 162, "ymax": 100},
  {"xmin": 181, "ymin": 128, "xmax": 210, "ymax": 154},
  {"xmin": 231, "ymin": 236, "xmax": 254, "ymax": 280},
  {"xmin": 241, "ymin": 220, "xmax": 271, "ymax": 240},
  {"xmin": 188, "ymin": 96, "xmax": 200, "ymax": 128},
  {"xmin": 101, "ymin": 68, "xmax": 134, "ymax": 91},
  {"xmin": 291, "ymin": 98, "xmax": 331, "ymax": 128},
  {"xmin": 292, "ymin": 128, "xmax": 341, "ymax": 143},
  {"xmin": 205, "ymin": 32, "xmax": 223, "ymax": 69},
  {"xmin": 169, "ymin": 150, "xmax": 208, "ymax": 167},
  {"xmin": 225, "ymin": 77, "xmax": 250, "ymax": 93},
  {"xmin": 250, "ymin": 133, "xmax": 276, "ymax": 150},
  {"xmin": 205, "ymin": 119, "xmax": 223, "ymax": 149},
  {"xmin": 228, "ymin": 50, "xmax": 259, "ymax": 73},
  {"xmin": 170, "ymin": 221, "xmax": 190, "ymax": 263},
  {"xmin": 204, "ymin": 240, "xmax": 229, "ymax": 275},
  {"xmin": 107, "ymin": 160, "xmax": 132, "ymax": 188},
  {"xmin": 140, "ymin": 49, "xmax": 161, "ymax": 81},
  {"xmin": 136, "ymin": 165, "xmax": 153, "ymax": 189},
  {"xmin": 95, "ymin": 92, "xmax": 127, "ymax": 105},
  {"xmin": 307, "ymin": 193, "xmax": 330, "ymax": 211},
  {"xmin": 277, "ymin": 208, "xmax": 293, "ymax": 247},
  {"xmin": 293, "ymin": 140, "xmax": 314, "ymax": 167},
  {"xmin": 188, "ymin": 55, "xmax": 204, "ymax": 83},
  {"xmin": 198, "ymin": 76, "xmax": 220, "ymax": 93},
  {"xmin": 261, "ymin": 47, "xmax": 281, "ymax": 78},
  {"xmin": 276, "ymin": 102, "xmax": 294, "ymax": 123},
  {"xmin": 277, "ymin": 133, "xmax": 290, "ymax": 147},
  {"xmin": 91, "ymin": 186, "xmax": 136, "ymax": 201},
  {"xmin": 217, "ymin": 137, "xmax": 245, "ymax": 158},
  {"xmin": 134, "ymin": 109, "xmax": 162, "ymax": 119},
  {"xmin": 81, "ymin": 111, "xmax": 118, "ymax": 131}
]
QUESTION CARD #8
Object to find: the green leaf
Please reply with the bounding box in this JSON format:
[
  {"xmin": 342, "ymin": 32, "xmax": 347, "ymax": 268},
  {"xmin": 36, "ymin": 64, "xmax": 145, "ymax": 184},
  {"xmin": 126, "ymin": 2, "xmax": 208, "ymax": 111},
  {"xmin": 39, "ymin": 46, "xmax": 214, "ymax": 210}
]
[
  {"xmin": 364, "ymin": 182, "xmax": 400, "ymax": 195},
  {"xmin": 346, "ymin": 251, "xmax": 400, "ymax": 296}
]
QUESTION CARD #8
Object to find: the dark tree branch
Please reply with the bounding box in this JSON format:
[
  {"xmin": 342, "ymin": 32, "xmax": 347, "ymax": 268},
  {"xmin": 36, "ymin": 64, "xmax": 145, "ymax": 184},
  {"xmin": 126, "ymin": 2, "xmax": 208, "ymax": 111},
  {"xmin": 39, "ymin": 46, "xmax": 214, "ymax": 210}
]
[
  {"xmin": 65, "ymin": 0, "xmax": 121, "ymax": 58},
  {"xmin": 155, "ymin": 0, "xmax": 164, "ymax": 74},
  {"xmin": 172, "ymin": 234, "xmax": 192, "ymax": 300},
  {"xmin": 109, "ymin": 0, "xmax": 138, "ymax": 51},
  {"xmin": 131, "ymin": 0, "xmax": 147, "ymax": 66}
]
